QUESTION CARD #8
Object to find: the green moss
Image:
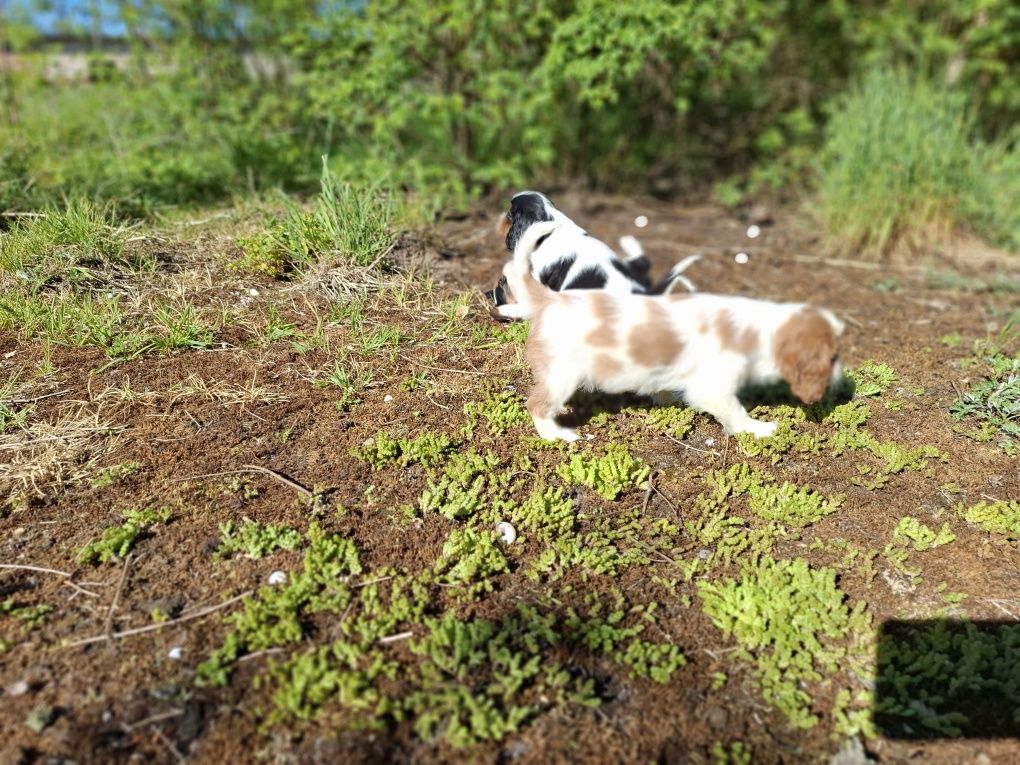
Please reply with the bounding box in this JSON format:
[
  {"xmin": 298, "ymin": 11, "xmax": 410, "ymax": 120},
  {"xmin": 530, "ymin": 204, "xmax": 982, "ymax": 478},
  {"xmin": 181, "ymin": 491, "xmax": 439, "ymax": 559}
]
[
  {"xmin": 698, "ymin": 556, "xmax": 870, "ymax": 730},
  {"xmin": 1, "ymin": 599, "xmax": 54, "ymax": 631},
  {"xmin": 510, "ymin": 485, "xmax": 575, "ymax": 541},
  {"xmin": 850, "ymin": 360, "xmax": 897, "ymax": 396},
  {"xmin": 353, "ymin": 430, "xmax": 455, "ymax": 470},
  {"xmin": 407, "ymin": 607, "xmax": 598, "ymax": 748},
  {"xmin": 434, "ymin": 528, "xmax": 509, "ymax": 598},
  {"xmin": 956, "ymin": 499, "xmax": 1020, "ymax": 539},
  {"xmin": 198, "ymin": 522, "xmax": 364, "ymax": 686},
  {"xmin": 736, "ymin": 407, "xmax": 824, "ymax": 463},
  {"xmin": 418, "ymin": 450, "xmax": 529, "ymax": 521},
  {"xmin": 711, "ymin": 741, "xmax": 752, "ymax": 765},
  {"xmin": 825, "ymin": 400, "xmax": 872, "ymax": 429},
  {"xmin": 556, "ymin": 443, "xmax": 650, "ymax": 500},
  {"xmin": 91, "ymin": 461, "xmax": 141, "ymax": 488},
  {"xmin": 489, "ymin": 321, "xmax": 529, "ymax": 345},
  {"xmin": 464, "ymin": 390, "xmax": 530, "ymax": 436},
  {"xmin": 528, "ymin": 510, "xmax": 656, "ymax": 581},
  {"xmin": 875, "ymin": 621, "xmax": 1020, "ymax": 737},
  {"xmin": 893, "ymin": 517, "xmax": 956, "ymax": 551},
  {"xmin": 645, "ymin": 405, "xmax": 696, "ymax": 439},
  {"xmin": 215, "ymin": 520, "xmax": 303, "ymax": 560},
  {"xmin": 564, "ymin": 596, "xmax": 686, "ymax": 684},
  {"xmin": 707, "ymin": 463, "xmax": 842, "ymax": 528},
  {"xmin": 78, "ymin": 506, "xmax": 172, "ymax": 564}
]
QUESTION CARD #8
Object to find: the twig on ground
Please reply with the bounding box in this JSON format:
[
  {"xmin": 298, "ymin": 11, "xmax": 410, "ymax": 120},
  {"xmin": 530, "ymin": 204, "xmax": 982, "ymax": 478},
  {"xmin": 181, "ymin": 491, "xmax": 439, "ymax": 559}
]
[
  {"xmin": 355, "ymin": 575, "xmax": 394, "ymax": 589},
  {"xmin": 66, "ymin": 591, "xmax": 252, "ymax": 648},
  {"xmin": 1, "ymin": 389, "xmax": 70, "ymax": 406},
  {"xmin": 152, "ymin": 727, "xmax": 186, "ymax": 764},
  {"xmin": 105, "ymin": 553, "xmax": 133, "ymax": 648},
  {"xmin": 641, "ymin": 471, "xmax": 657, "ymax": 514},
  {"xmin": 663, "ymin": 433, "xmax": 720, "ymax": 458},
  {"xmin": 173, "ymin": 464, "xmax": 318, "ymax": 502},
  {"xmin": 379, "ymin": 632, "xmax": 414, "ymax": 644},
  {"xmin": 0, "ymin": 563, "xmax": 106, "ymax": 599},
  {"xmin": 122, "ymin": 709, "xmax": 184, "ymax": 733},
  {"xmin": 237, "ymin": 647, "xmax": 287, "ymax": 664},
  {"xmin": 399, "ymin": 355, "xmax": 487, "ymax": 376}
]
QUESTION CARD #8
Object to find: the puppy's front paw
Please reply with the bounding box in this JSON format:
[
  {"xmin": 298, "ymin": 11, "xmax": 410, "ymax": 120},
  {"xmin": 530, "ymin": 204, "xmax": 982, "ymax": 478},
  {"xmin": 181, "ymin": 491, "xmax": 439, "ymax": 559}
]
[
  {"xmin": 744, "ymin": 420, "xmax": 778, "ymax": 439},
  {"xmin": 533, "ymin": 417, "xmax": 580, "ymax": 443}
]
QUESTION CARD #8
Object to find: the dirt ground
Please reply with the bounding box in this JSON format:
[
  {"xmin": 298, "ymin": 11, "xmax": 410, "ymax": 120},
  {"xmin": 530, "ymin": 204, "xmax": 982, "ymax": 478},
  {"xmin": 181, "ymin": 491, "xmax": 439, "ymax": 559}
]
[{"xmin": 1, "ymin": 193, "xmax": 1018, "ymax": 764}]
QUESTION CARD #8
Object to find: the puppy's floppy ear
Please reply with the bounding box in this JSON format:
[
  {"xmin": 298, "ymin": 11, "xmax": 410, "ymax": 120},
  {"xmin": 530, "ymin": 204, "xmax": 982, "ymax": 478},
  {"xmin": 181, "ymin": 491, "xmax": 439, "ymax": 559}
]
[
  {"xmin": 774, "ymin": 309, "xmax": 838, "ymax": 404},
  {"xmin": 497, "ymin": 213, "xmax": 511, "ymax": 239}
]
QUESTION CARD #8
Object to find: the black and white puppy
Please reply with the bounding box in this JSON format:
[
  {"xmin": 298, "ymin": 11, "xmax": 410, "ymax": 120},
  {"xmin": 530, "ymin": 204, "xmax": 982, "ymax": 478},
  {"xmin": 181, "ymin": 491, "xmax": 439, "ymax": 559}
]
[{"xmin": 487, "ymin": 191, "xmax": 698, "ymax": 320}]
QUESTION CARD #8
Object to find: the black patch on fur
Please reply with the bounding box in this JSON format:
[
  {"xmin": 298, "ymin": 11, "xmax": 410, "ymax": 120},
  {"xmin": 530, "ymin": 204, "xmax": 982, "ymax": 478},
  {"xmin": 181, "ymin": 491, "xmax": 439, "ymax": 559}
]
[
  {"xmin": 564, "ymin": 267, "xmax": 608, "ymax": 291},
  {"xmin": 505, "ymin": 192, "xmax": 554, "ymax": 251},
  {"xmin": 646, "ymin": 268, "xmax": 683, "ymax": 295},
  {"xmin": 611, "ymin": 258, "xmax": 652, "ymax": 290},
  {"xmin": 486, "ymin": 275, "xmax": 509, "ymax": 306},
  {"xmin": 539, "ymin": 255, "xmax": 577, "ymax": 292}
]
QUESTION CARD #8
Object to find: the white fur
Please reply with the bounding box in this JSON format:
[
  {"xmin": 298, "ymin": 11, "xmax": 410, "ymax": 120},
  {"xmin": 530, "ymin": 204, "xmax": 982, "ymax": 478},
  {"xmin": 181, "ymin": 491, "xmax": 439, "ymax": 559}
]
[
  {"xmin": 494, "ymin": 192, "xmax": 698, "ymax": 319},
  {"xmin": 505, "ymin": 226, "xmax": 845, "ymax": 441}
]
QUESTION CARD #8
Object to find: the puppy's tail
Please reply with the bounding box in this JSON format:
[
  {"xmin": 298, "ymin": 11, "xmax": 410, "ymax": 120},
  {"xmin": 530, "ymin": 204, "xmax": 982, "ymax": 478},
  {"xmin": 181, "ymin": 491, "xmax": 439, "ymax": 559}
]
[
  {"xmin": 650, "ymin": 254, "xmax": 701, "ymax": 294},
  {"xmin": 505, "ymin": 220, "xmax": 561, "ymax": 315}
]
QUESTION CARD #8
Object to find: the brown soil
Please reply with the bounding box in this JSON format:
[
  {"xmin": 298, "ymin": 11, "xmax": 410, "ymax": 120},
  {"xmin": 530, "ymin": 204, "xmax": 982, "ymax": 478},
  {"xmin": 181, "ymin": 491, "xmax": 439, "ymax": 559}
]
[{"xmin": 1, "ymin": 195, "xmax": 1018, "ymax": 765}]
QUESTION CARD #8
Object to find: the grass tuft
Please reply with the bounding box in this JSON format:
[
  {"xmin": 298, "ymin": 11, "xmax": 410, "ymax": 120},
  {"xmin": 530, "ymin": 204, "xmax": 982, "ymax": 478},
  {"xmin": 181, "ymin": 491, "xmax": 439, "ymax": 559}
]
[{"xmin": 816, "ymin": 68, "xmax": 1020, "ymax": 259}]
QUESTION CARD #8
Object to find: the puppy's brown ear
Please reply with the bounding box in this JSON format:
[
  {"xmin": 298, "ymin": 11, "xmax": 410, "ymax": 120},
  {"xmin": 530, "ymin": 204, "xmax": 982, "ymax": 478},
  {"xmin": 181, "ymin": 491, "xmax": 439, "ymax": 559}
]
[
  {"xmin": 496, "ymin": 213, "xmax": 511, "ymax": 238},
  {"xmin": 774, "ymin": 309, "xmax": 837, "ymax": 404}
]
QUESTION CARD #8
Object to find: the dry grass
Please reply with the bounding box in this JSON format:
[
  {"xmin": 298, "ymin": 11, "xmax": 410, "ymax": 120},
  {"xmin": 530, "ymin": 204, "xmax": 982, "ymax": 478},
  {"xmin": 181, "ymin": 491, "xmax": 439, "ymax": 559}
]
[
  {"xmin": 167, "ymin": 372, "xmax": 290, "ymax": 408},
  {"xmin": 0, "ymin": 405, "xmax": 123, "ymax": 501}
]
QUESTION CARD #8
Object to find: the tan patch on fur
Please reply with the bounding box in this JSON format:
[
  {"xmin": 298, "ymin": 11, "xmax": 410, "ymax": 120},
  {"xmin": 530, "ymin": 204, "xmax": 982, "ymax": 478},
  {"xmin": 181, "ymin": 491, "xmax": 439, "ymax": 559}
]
[
  {"xmin": 698, "ymin": 320, "xmax": 708, "ymax": 334},
  {"xmin": 716, "ymin": 313, "xmax": 759, "ymax": 354},
  {"xmin": 628, "ymin": 303, "xmax": 683, "ymax": 367},
  {"xmin": 585, "ymin": 292, "xmax": 616, "ymax": 347},
  {"xmin": 669, "ymin": 292, "xmax": 693, "ymax": 301},
  {"xmin": 774, "ymin": 307, "xmax": 837, "ymax": 404},
  {"xmin": 592, "ymin": 354, "xmax": 623, "ymax": 381},
  {"xmin": 497, "ymin": 213, "xmax": 511, "ymax": 238}
]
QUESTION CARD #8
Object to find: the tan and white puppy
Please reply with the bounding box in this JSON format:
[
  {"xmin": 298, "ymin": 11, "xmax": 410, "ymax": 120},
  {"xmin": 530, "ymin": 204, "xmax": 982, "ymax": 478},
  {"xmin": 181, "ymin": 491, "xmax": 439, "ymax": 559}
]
[{"xmin": 504, "ymin": 221, "xmax": 846, "ymax": 442}]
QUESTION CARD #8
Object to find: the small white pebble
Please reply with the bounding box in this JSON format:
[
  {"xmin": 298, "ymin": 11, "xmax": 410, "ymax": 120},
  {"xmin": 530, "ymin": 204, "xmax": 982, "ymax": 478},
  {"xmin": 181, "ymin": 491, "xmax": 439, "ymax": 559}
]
[
  {"xmin": 383, "ymin": 394, "xmax": 394, "ymax": 403},
  {"xmin": 585, "ymin": 433, "xmax": 595, "ymax": 441},
  {"xmin": 734, "ymin": 252, "xmax": 749, "ymax": 265},
  {"xmin": 697, "ymin": 549, "xmax": 711, "ymax": 560},
  {"xmin": 496, "ymin": 521, "xmax": 517, "ymax": 545},
  {"xmin": 8, "ymin": 680, "xmax": 29, "ymax": 697},
  {"xmin": 705, "ymin": 438, "xmax": 716, "ymax": 447},
  {"xmin": 167, "ymin": 646, "xmax": 183, "ymax": 661},
  {"xmin": 268, "ymin": 570, "xmax": 287, "ymax": 586},
  {"xmin": 746, "ymin": 224, "xmax": 761, "ymax": 239},
  {"xmin": 634, "ymin": 215, "xmax": 649, "ymax": 228},
  {"xmin": 249, "ymin": 288, "xmax": 259, "ymax": 297}
]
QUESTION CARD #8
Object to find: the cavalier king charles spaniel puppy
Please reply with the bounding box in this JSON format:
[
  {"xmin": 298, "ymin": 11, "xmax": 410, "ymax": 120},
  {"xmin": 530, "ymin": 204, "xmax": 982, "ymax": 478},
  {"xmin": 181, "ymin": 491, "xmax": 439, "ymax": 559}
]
[
  {"xmin": 487, "ymin": 191, "xmax": 698, "ymax": 320},
  {"xmin": 504, "ymin": 220, "xmax": 846, "ymax": 442}
]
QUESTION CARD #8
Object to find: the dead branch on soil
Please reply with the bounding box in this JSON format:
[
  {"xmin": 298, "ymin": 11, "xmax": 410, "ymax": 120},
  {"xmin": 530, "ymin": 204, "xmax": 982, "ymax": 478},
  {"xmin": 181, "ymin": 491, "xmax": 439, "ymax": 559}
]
[
  {"xmin": 66, "ymin": 590, "xmax": 253, "ymax": 649},
  {"xmin": 0, "ymin": 389, "xmax": 70, "ymax": 406},
  {"xmin": 104, "ymin": 553, "xmax": 134, "ymax": 648},
  {"xmin": 0, "ymin": 563, "xmax": 107, "ymax": 599},
  {"xmin": 173, "ymin": 463, "xmax": 320, "ymax": 504}
]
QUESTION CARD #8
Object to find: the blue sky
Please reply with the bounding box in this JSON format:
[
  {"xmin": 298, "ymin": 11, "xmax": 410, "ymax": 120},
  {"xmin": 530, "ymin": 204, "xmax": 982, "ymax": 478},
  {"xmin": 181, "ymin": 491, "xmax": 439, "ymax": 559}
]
[{"xmin": 9, "ymin": 0, "xmax": 128, "ymax": 36}]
